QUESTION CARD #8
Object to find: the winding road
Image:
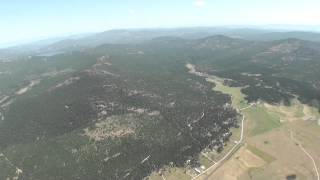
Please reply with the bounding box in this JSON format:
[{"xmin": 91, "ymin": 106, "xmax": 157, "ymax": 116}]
[{"xmin": 290, "ymin": 130, "xmax": 320, "ymax": 180}]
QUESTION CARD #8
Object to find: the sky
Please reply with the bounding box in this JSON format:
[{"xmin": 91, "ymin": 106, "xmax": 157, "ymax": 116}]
[{"xmin": 1, "ymin": 0, "xmax": 320, "ymax": 47}]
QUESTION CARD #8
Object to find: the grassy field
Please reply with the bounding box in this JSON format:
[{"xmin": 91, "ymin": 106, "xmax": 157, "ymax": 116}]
[
  {"xmin": 208, "ymin": 76, "xmax": 281, "ymax": 137},
  {"xmin": 245, "ymin": 106, "xmax": 281, "ymax": 136},
  {"xmin": 246, "ymin": 144, "xmax": 275, "ymax": 163},
  {"xmin": 207, "ymin": 78, "xmax": 247, "ymax": 109}
]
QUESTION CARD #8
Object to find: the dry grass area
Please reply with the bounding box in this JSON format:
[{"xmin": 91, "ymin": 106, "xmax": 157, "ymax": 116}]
[
  {"xmin": 200, "ymin": 81, "xmax": 320, "ymax": 180},
  {"xmin": 245, "ymin": 128, "xmax": 316, "ymax": 180},
  {"xmin": 201, "ymin": 146, "xmax": 266, "ymax": 180},
  {"xmin": 206, "ymin": 101, "xmax": 320, "ymax": 180}
]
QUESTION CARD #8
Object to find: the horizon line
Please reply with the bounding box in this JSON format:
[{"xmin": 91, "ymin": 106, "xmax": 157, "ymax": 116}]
[{"xmin": 1, "ymin": 24, "xmax": 320, "ymax": 49}]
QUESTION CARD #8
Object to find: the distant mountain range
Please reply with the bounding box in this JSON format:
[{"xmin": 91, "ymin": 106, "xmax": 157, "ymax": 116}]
[{"xmin": 2, "ymin": 27, "xmax": 320, "ymax": 60}]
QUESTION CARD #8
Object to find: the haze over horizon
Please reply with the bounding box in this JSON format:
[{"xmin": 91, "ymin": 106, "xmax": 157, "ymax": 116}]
[{"xmin": 1, "ymin": 0, "xmax": 320, "ymax": 47}]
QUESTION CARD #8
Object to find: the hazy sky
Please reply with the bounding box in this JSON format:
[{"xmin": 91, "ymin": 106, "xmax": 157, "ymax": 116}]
[{"xmin": 1, "ymin": 0, "xmax": 320, "ymax": 46}]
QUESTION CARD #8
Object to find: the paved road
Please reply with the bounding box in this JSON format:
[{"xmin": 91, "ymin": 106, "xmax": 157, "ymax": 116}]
[
  {"xmin": 192, "ymin": 104, "xmax": 254, "ymax": 180},
  {"xmin": 186, "ymin": 63, "xmax": 255, "ymax": 180}
]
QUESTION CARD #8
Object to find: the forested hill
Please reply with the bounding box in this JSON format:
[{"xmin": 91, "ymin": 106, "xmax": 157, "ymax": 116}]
[
  {"xmin": 0, "ymin": 33, "xmax": 319, "ymax": 179},
  {"xmin": 93, "ymin": 35, "xmax": 320, "ymax": 110}
]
